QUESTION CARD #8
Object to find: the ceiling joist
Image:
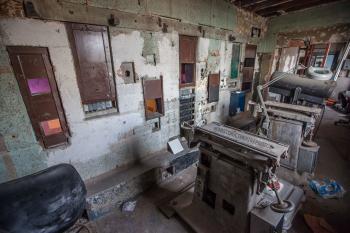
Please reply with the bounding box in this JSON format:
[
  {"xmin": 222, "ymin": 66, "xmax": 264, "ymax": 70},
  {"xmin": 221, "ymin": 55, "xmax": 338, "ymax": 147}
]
[{"xmin": 232, "ymin": 0, "xmax": 342, "ymax": 17}]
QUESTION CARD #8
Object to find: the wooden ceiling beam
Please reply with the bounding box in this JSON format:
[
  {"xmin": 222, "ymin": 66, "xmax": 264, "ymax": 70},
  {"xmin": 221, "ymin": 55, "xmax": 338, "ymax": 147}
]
[
  {"xmin": 248, "ymin": 0, "xmax": 293, "ymax": 12},
  {"xmin": 256, "ymin": 0, "xmax": 337, "ymax": 17},
  {"xmin": 235, "ymin": 0, "xmax": 268, "ymax": 8},
  {"xmin": 284, "ymin": 0, "xmax": 339, "ymax": 12}
]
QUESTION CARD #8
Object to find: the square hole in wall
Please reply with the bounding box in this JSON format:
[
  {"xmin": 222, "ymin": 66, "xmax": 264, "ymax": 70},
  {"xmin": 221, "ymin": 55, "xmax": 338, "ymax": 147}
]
[
  {"xmin": 148, "ymin": 117, "xmax": 161, "ymax": 132},
  {"xmin": 120, "ymin": 62, "xmax": 136, "ymax": 84},
  {"xmin": 152, "ymin": 119, "xmax": 160, "ymax": 132}
]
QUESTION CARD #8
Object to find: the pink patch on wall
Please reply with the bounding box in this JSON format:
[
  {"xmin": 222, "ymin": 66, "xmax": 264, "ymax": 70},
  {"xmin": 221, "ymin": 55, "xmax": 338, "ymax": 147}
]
[{"xmin": 27, "ymin": 78, "xmax": 51, "ymax": 95}]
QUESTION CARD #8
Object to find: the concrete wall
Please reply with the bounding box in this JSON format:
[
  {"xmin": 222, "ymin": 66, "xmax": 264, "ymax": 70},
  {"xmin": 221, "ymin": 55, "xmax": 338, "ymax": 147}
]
[
  {"xmin": 0, "ymin": 18, "xmax": 178, "ymax": 181},
  {"xmin": 64, "ymin": 0, "xmax": 237, "ymax": 30},
  {"xmin": 0, "ymin": 1, "xmax": 265, "ymax": 182},
  {"xmin": 258, "ymin": 1, "xmax": 350, "ymax": 53},
  {"xmin": 255, "ymin": 1, "xmax": 350, "ymax": 97}
]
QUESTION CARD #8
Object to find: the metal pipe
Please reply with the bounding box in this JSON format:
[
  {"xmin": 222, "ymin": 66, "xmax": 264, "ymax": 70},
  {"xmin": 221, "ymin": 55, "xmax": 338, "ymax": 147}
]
[
  {"xmin": 257, "ymin": 68, "xmax": 296, "ymax": 129},
  {"xmin": 257, "ymin": 85, "xmax": 270, "ymax": 125},
  {"xmin": 334, "ymin": 40, "xmax": 350, "ymax": 81}
]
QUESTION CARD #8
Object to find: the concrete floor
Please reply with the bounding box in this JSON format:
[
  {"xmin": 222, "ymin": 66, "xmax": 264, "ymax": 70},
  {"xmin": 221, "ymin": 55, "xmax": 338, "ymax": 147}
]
[
  {"xmin": 92, "ymin": 107, "xmax": 350, "ymax": 233},
  {"xmin": 292, "ymin": 107, "xmax": 350, "ymax": 233}
]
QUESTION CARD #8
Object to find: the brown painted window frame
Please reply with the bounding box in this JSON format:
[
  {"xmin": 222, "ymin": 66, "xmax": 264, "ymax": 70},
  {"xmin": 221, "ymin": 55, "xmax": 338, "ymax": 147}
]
[
  {"xmin": 179, "ymin": 35, "xmax": 197, "ymax": 88},
  {"xmin": 66, "ymin": 23, "xmax": 118, "ymax": 112},
  {"xmin": 7, "ymin": 46, "xmax": 70, "ymax": 149},
  {"xmin": 208, "ymin": 73, "xmax": 220, "ymax": 103},
  {"xmin": 242, "ymin": 44, "xmax": 257, "ymax": 92},
  {"xmin": 142, "ymin": 76, "xmax": 165, "ymax": 121}
]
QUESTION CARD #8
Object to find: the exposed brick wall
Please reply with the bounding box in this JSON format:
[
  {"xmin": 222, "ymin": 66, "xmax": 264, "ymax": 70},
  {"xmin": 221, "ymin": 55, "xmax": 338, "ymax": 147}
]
[{"xmin": 0, "ymin": 0, "xmax": 24, "ymax": 17}]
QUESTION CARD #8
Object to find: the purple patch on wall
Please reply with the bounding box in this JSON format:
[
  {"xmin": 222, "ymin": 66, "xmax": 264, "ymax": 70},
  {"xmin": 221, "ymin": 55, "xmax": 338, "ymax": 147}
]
[{"xmin": 27, "ymin": 78, "xmax": 51, "ymax": 95}]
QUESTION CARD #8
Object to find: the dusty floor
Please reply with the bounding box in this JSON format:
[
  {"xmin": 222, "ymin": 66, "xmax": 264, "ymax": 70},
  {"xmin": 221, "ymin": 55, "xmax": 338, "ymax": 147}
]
[
  {"xmin": 292, "ymin": 107, "xmax": 350, "ymax": 233},
  {"xmin": 92, "ymin": 107, "xmax": 350, "ymax": 233}
]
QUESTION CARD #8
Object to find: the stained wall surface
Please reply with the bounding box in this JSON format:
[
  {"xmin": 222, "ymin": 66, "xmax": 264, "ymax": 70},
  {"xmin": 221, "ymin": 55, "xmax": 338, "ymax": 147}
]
[
  {"xmin": 0, "ymin": 0, "xmax": 266, "ymax": 182},
  {"xmin": 258, "ymin": 1, "xmax": 350, "ymax": 53}
]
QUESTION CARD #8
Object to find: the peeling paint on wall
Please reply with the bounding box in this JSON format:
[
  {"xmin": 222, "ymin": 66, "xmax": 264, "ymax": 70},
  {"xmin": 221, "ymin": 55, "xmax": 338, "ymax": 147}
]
[
  {"xmin": 207, "ymin": 39, "xmax": 222, "ymax": 73},
  {"xmin": 235, "ymin": 7, "xmax": 268, "ymax": 43},
  {"xmin": 0, "ymin": 19, "xmax": 180, "ymax": 181},
  {"xmin": 276, "ymin": 24, "xmax": 350, "ymax": 48},
  {"xmin": 141, "ymin": 32, "xmax": 160, "ymax": 65},
  {"xmin": 0, "ymin": 0, "xmax": 266, "ymax": 182},
  {"xmin": 258, "ymin": 1, "xmax": 350, "ymax": 53}
]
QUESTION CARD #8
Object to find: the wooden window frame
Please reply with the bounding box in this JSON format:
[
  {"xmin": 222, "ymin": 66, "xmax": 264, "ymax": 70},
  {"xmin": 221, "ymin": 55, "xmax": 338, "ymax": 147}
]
[
  {"xmin": 66, "ymin": 23, "xmax": 117, "ymax": 113},
  {"xmin": 242, "ymin": 44, "xmax": 257, "ymax": 92},
  {"xmin": 208, "ymin": 73, "xmax": 220, "ymax": 103},
  {"xmin": 7, "ymin": 46, "xmax": 70, "ymax": 148},
  {"xmin": 179, "ymin": 35, "xmax": 197, "ymax": 88},
  {"xmin": 142, "ymin": 76, "xmax": 165, "ymax": 120}
]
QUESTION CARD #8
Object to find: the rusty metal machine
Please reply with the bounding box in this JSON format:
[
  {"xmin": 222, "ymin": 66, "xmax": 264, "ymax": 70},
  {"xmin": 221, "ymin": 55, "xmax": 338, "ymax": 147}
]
[
  {"xmin": 269, "ymin": 72, "xmax": 336, "ymax": 105},
  {"xmin": 252, "ymin": 71, "xmax": 325, "ymax": 179},
  {"xmin": 174, "ymin": 123, "xmax": 304, "ymax": 233}
]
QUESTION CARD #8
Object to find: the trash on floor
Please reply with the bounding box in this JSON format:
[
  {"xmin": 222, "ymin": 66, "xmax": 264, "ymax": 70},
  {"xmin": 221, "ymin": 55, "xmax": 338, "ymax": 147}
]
[
  {"xmin": 309, "ymin": 178, "xmax": 345, "ymax": 199},
  {"xmin": 304, "ymin": 214, "xmax": 337, "ymax": 233},
  {"xmin": 121, "ymin": 200, "xmax": 137, "ymax": 213}
]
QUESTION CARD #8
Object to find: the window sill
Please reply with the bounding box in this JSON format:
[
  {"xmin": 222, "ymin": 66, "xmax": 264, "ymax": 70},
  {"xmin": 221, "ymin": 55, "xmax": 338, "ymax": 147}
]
[
  {"xmin": 180, "ymin": 83, "xmax": 196, "ymax": 88},
  {"xmin": 84, "ymin": 108, "xmax": 119, "ymax": 121},
  {"xmin": 146, "ymin": 111, "xmax": 163, "ymax": 120}
]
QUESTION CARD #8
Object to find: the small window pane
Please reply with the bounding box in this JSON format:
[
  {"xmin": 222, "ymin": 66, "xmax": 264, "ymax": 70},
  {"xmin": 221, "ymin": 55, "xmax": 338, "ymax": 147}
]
[
  {"xmin": 40, "ymin": 119, "xmax": 62, "ymax": 136},
  {"xmin": 145, "ymin": 98, "xmax": 163, "ymax": 118},
  {"xmin": 181, "ymin": 64, "xmax": 194, "ymax": 84},
  {"xmin": 83, "ymin": 100, "xmax": 113, "ymax": 113},
  {"xmin": 27, "ymin": 78, "xmax": 51, "ymax": 95}
]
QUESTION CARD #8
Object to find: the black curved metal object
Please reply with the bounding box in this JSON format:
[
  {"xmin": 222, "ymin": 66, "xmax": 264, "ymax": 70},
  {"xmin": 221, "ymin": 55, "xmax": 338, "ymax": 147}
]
[
  {"xmin": 0, "ymin": 164, "xmax": 86, "ymax": 233},
  {"xmin": 270, "ymin": 72, "xmax": 336, "ymax": 98}
]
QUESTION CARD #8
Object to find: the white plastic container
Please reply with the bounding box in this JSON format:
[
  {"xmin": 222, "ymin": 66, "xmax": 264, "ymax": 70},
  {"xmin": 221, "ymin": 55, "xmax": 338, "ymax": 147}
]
[{"xmin": 306, "ymin": 66, "xmax": 333, "ymax": 80}]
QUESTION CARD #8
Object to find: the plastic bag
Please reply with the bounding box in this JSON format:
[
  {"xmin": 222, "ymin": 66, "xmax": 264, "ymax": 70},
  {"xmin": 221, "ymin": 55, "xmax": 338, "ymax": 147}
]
[{"xmin": 309, "ymin": 178, "xmax": 345, "ymax": 199}]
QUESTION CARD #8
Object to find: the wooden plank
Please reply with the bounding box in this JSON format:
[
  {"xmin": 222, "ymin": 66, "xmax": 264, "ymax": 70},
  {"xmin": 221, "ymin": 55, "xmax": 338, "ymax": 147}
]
[{"xmin": 256, "ymin": 0, "xmax": 339, "ymax": 16}]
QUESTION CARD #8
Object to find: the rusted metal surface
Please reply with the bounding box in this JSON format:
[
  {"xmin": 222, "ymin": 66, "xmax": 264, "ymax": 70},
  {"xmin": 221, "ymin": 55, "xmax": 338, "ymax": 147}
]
[
  {"xmin": 173, "ymin": 122, "xmax": 301, "ymax": 232},
  {"xmin": 207, "ymin": 73, "xmax": 220, "ymax": 103},
  {"xmin": 268, "ymin": 118, "xmax": 303, "ymax": 170}
]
